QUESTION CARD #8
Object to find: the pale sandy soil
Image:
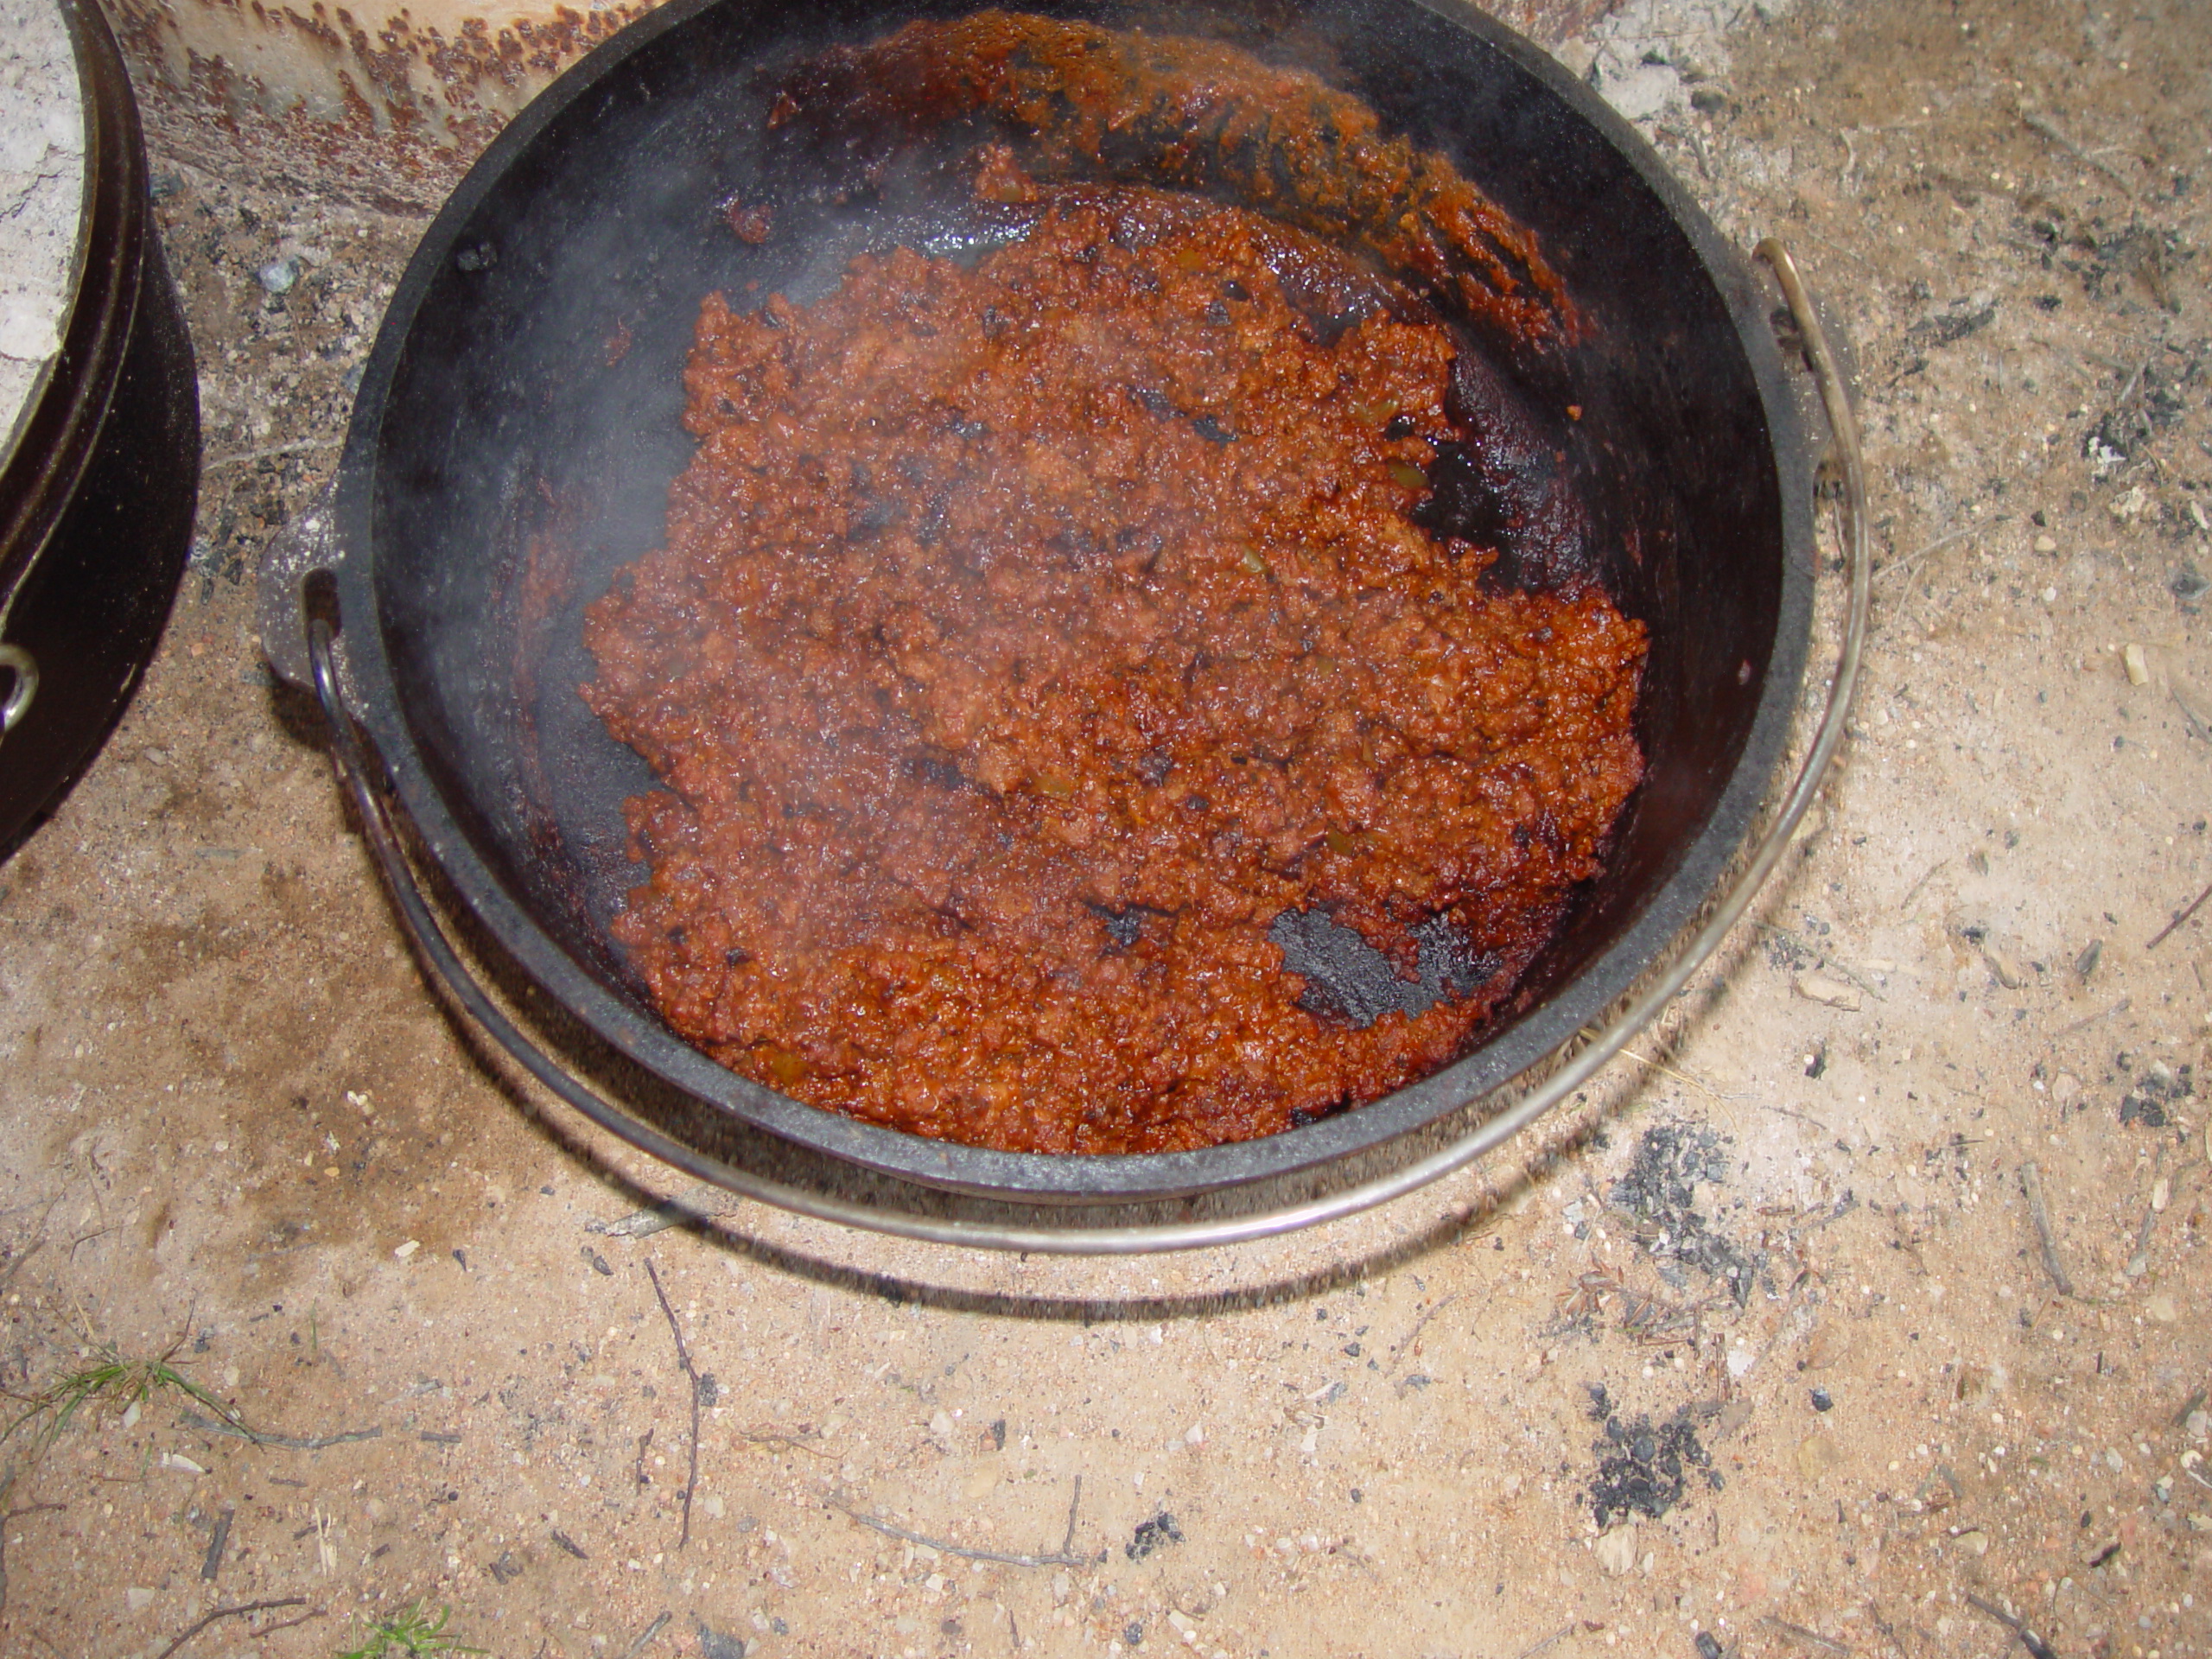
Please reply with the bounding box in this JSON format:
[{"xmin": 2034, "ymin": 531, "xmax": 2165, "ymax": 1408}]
[{"xmin": 0, "ymin": 2, "xmax": 2207, "ymax": 1656}]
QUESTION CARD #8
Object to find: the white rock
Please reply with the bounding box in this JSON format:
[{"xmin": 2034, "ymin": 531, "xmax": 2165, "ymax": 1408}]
[
  {"xmin": 124, "ymin": 1586, "xmax": 156, "ymax": 1611},
  {"xmin": 1727, "ymin": 1344, "xmax": 1756, "ymax": 1379},
  {"xmin": 2125, "ymin": 644, "xmax": 2150, "ymax": 686},
  {"xmin": 1600, "ymin": 60, "xmax": 1681, "ymax": 121},
  {"xmin": 929, "ymin": 1409, "xmax": 956, "ymax": 1439},
  {"xmin": 157, "ymin": 1452, "xmax": 207, "ymax": 1474},
  {"xmin": 1594, "ymin": 1525, "xmax": 1639, "ymax": 1576},
  {"xmin": 393, "ymin": 1238, "xmax": 421, "ymax": 1259}
]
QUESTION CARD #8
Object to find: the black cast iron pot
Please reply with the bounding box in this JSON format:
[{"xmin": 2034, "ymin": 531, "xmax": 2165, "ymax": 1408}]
[
  {"xmin": 0, "ymin": 0, "xmax": 200, "ymax": 861},
  {"xmin": 262, "ymin": 0, "xmax": 1864, "ymax": 1251}
]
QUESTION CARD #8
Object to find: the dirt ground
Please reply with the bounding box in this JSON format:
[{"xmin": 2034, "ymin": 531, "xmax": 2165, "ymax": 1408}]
[{"xmin": 2, "ymin": 0, "xmax": 2209, "ymax": 1655}]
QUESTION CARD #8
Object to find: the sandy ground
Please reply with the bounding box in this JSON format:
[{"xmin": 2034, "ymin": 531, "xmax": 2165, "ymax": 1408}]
[{"xmin": 2, "ymin": 0, "xmax": 2209, "ymax": 1655}]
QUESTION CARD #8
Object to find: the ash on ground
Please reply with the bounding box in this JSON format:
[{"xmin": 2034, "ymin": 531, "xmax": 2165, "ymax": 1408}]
[
  {"xmin": 1606, "ymin": 1119, "xmax": 1761, "ymax": 1302},
  {"xmin": 1586, "ymin": 1386, "xmax": 1721, "ymax": 1530},
  {"xmin": 2116, "ymin": 1058, "xmax": 2193, "ymax": 1128}
]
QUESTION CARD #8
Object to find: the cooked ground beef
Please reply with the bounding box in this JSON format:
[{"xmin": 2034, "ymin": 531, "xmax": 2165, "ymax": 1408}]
[{"xmin": 582, "ymin": 182, "xmax": 1644, "ymax": 1154}]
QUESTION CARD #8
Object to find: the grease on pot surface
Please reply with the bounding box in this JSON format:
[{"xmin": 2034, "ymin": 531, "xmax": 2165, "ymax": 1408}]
[{"xmin": 582, "ymin": 183, "xmax": 1644, "ymax": 1154}]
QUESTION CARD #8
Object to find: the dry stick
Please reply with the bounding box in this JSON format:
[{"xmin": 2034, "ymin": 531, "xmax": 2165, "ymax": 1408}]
[
  {"xmin": 833, "ymin": 1476, "xmax": 1089, "ymax": 1569},
  {"xmin": 2021, "ymin": 111, "xmax": 2138, "ymax": 199},
  {"xmin": 179, "ymin": 1412, "xmax": 380, "ymax": 1452},
  {"xmin": 200, "ymin": 437, "xmax": 344, "ymax": 472},
  {"xmin": 1866, "ymin": 1599, "xmax": 1912, "ymax": 1659},
  {"xmin": 1756, "ymin": 921, "xmax": 1886, "ymax": 1002},
  {"xmin": 245, "ymin": 1607, "xmax": 321, "ymax": 1640},
  {"xmin": 200, "ymin": 1507, "xmax": 234, "ymax": 1581},
  {"xmin": 2147, "ymin": 875, "xmax": 2212, "ymax": 950},
  {"xmin": 2174, "ymin": 690, "xmax": 2212, "ymax": 748},
  {"xmin": 153, "ymin": 1597, "xmax": 310, "ymax": 1659},
  {"xmin": 620, "ymin": 1610, "xmax": 672, "ymax": 1659},
  {"xmin": 742, "ymin": 1428, "xmax": 832, "ymax": 1459},
  {"xmin": 1899, "ymin": 858, "xmax": 1949, "ymax": 915},
  {"xmin": 1761, "ymin": 1615, "xmax": 1852, "ymax": 1656},
  {"xmin": 643, "ymin": 1259, "xmax": 703, "ymax": 1550},
  {"xmin": 2053, "ymin": 997, "xmax": 2131, "ymax": 1039},
  {"xmin": 1387, "ymin": 1293, "xmax": 1461, "ymax": 1374},
  {"xmin": 1510, "ymin": 1624, "xmax": 1574, "ymax": 1659},
  {"xmin": 1964, "ymin": 1592, "xmax": 2060, "ymax": 1659},
  {"xmin": 1875, "ymin": 520, "xmax": 1996, "ymax": 587},
  {"xmin": 2019, "ymin": 1163, "xmax": 2077, "ymax": 1298}
]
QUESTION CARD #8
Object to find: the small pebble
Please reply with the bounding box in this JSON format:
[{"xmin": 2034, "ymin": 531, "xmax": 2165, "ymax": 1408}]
[
  {"xmin": 1594, "ymin": 1524, "xmax": 1638, "ymax": 1576},
  {"xmin": 2033, "ymin": 533, "xmax": 2059, "ymax": 554},
  {"xmin": 256, "ymin": 256, "xmax": 300, "ymax": 295},
  {"xmin": 393, "ymin": 1238, "xmax": 421, "ymax": 1259},
  {"xmin": 1810, "ymin": 1386, "xmax": 1834, "ymax": 1413},
  {"xmin": 2125, "ymin": 643, "xmax": 2150, "ymax": 686}
]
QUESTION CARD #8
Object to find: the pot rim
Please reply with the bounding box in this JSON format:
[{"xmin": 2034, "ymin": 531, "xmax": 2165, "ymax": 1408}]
[
  {"xmin": 328, "ymin": 0, "xmax": 1819, "ymax": 1206},
  {"xmin": 0, "ymin": 0, "xmax": 144, "ymax": 614}
]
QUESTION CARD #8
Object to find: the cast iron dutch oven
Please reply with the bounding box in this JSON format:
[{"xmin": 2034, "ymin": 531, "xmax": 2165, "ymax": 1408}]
[
  {"xmin": 261, "ymin": 0, "xmax": 1866, "ymax": 1251},
  {"xmin": 0, "ymin": 0, "xmax": 200, "ymax": 861}
]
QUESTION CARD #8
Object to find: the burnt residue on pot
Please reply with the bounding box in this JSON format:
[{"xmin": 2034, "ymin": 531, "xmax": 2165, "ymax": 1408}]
[{"xmin": 760, "ymin": 10, "xmax": 1585, "ymax": 358}]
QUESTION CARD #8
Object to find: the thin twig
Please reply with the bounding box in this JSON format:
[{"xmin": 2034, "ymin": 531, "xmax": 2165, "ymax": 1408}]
[
  {"xmin": 1386, "ymin": 1294, "xmax": 1461, "ymax": 1373},
  {"xmin": 1964, "ymin": 1592, "xmax": 2059, "ymax": 1659},
  {"xmin": 200, "ymin": 1507, "xmax": 233, "ymax": 1581},
  {"xmin": 1866, "ymin": 1599, "xmax": 1910, "ymax": 1659},
  {"xmin": 154, "ymin": 1598, "xmax": 310, "ymax": 1659},
  {"xmin": 2052, "ymin": 997, "xmax": 2130, "ymax": 1039},
  {"xmin": 741, "ymin": 1428, "xmax": 832, "ymax": 1459},
  {"xmin": 1762, "ymin": 1614, "xmax": 1853, "ymax": 1655},
  {"xmin": 1757, "ymin": 921, "xmax": 1887, "ymax": 1002},
  {"xmin": 1899, "ymin": 858, "xmax": 1948, "ymax": 914},
  {"xmin": 2021, "ymin": 111, "xmax": 2137, "ymax": 199},
  {"xmin": 831, "ymin": 1478, "xmax": 1089, "ymax": 1569},
  {"xmin": 644, "ymin": 1259, "xmax": 702, "ymax": 1550},
  {"xmin": 2148, "ymin": 875, "xmax": 2212, "ymax": 950},
  {"xmin": 179, "ymin": 1412, "xmax": 378, "ymax": 1451},
  {"xmin": 619, "ymin": 1610, "xmax": 671, "ymax": 1659},
  {"xmin": 200, "ymin": 438, "xmax": 344, "ymax": 472},
  {"xmin": 2019, "ymin": 1163, "xmax": 2077, "ymax": 1298},
  {"xmin": 2174, "ymin": 690, "xmax": 2212, "ymax": 747},
  {"xmin": 1876, "ymin": 518, "xmax": 2004, "ymax": 586},
  {"xmin": 1510, "ymin": 1624, "xmax": 1575, "ymax": 1659},
  {"xmin": 1059, "ymin": 1474, "xmax": 1083, "ymax": 1558},
  {"xmin": 245, "ymin": 1608, "xmax": 321, "ymax": 1639},
  {"xmin": 550, "ymin": 1528, "xmax": 589, "ymax": 1559}
]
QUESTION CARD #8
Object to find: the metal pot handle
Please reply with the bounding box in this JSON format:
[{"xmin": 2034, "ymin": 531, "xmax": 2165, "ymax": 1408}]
[
  {"xmin": 0, "ymin": 645, "xmax": 35, "ymax": 735},
  {"xmin": 304, "ymin": 238, "xmax": 1866, "ymax": 1255}
]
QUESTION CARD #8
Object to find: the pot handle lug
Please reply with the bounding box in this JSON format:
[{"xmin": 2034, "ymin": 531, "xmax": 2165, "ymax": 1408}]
[
  {"xmin": 0, "ymin": 644, "xmax": 37, "ymax": 735},
  {"xmin": 308, "ymin": 240, "xmax": 1866, "ymax": 1255},
  {"xmin": 258, "ymin": 483, "xmax": 341, "ymax": 691}
]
